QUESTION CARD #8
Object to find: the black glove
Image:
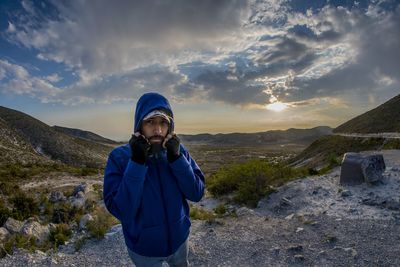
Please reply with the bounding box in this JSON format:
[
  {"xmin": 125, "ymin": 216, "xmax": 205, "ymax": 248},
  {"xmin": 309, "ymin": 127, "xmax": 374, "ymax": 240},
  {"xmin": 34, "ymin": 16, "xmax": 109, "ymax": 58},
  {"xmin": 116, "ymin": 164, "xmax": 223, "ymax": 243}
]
[
  {"xmin": 165, "ymin": 134, "xmax": 181, "ymax": 163},
  {"xmin": 129, "ymin": 134, "xmax": 151, "ymax": 165}
]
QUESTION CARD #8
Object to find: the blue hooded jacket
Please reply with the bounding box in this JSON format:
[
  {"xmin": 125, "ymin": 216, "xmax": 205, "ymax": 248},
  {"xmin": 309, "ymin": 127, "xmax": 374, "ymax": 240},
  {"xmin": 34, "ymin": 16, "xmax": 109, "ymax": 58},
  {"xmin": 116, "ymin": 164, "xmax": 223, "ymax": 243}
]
[{"xmin": 103, "ymin": 92, "xmax": 205, "ymax": 257}]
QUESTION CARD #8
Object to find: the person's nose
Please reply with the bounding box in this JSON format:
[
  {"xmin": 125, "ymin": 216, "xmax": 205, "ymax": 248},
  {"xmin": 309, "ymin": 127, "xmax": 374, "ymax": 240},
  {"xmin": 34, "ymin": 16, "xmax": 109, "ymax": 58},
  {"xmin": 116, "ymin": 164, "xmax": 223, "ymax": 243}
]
[{"xmin": 153, "ymin": 123, "xmax": 162, "ymax": 135}]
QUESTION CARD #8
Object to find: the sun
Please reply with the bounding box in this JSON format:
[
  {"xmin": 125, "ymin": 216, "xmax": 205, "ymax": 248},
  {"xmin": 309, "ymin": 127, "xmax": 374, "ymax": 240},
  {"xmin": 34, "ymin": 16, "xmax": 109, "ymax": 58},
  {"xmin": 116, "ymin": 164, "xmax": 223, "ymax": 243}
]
[{"xmin": 266, "ymin": 101, "xmax": 288, "ymax": 112}]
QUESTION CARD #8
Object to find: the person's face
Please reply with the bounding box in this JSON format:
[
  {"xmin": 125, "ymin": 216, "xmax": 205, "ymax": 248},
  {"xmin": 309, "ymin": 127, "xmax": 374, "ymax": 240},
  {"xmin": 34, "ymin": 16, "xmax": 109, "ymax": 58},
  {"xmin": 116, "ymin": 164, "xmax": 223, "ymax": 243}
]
[{"xmin": 141, "ymin": 116, "xmax": 170, "ymax": 144}]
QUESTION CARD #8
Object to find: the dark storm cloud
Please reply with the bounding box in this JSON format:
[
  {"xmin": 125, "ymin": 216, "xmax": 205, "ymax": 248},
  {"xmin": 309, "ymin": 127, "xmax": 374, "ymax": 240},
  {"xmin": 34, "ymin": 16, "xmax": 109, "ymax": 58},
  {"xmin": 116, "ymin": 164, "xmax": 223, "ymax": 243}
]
[
  {"xmin": 287, "ymin": 25, "xmax": 341, "ymax": 42},
  {"xmin": 279, "ymin": 4, "xmax": 400, "ymax": 103}
]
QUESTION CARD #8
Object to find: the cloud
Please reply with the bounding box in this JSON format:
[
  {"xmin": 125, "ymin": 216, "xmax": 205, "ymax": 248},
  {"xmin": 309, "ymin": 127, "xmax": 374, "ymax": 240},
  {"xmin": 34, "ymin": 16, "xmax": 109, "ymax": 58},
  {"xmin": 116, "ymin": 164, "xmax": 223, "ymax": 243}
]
[
  {"xmin": 0, "ymin": 59, "xmax": 61, "ymax": 98},
  {"xmin": 279, "ymin": 3, "xmax": 400, "ymax": 103},
  {"xmin": 3, "ymin": 0, "xmax": 400, "ymax": 109},
  {"xmin": 7, "ymin": 0, "xmax": 251, "ymax": 78}
]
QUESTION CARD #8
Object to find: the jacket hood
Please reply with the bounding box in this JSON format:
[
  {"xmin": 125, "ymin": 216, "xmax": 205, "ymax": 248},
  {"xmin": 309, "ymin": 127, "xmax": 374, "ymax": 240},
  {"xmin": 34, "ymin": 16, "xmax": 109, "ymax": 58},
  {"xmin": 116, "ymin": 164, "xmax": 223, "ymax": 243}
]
[{"xmin": 134, "ymin": 92, "xmax": 174, "ymax": 133}]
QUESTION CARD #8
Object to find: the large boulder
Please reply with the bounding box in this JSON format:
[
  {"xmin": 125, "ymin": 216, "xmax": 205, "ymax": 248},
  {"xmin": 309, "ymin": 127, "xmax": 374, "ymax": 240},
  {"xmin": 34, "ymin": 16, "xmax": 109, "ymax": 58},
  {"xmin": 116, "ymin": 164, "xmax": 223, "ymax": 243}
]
[
  {"xmin": 4, "ymin": 217, "xmax": 24, "ymax": 234},
  {"xmin": 340, "ymin": 153, "xmax": 386, "ymax": 185}
]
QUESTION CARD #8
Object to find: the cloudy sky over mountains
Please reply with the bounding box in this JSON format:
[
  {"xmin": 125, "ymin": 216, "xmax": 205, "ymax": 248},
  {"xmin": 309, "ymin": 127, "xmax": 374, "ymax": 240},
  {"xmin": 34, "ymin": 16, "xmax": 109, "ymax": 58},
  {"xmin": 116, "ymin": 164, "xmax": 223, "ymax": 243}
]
[{"xmin": 0, "ymin": 0, "xmax": 399, "ymax": 140}]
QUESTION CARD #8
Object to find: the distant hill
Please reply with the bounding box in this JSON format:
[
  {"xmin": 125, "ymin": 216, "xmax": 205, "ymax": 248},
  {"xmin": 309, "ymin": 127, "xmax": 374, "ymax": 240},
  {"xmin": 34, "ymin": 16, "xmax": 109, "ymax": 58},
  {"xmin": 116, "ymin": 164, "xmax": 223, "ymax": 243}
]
[
  {"xmin": 0, "ymin": 106, "xmax": 114, "ymax": 168},
  {"xmin": 334, "ymin": 94, "xmax": 400, "ymax": 133},
  {"xmin": 180, "ymin": 126, "xmax": 333, "ymax": 146},
  {"xmin": 52, "ymin": 125, "xmax": 120, "ymax": 145}
]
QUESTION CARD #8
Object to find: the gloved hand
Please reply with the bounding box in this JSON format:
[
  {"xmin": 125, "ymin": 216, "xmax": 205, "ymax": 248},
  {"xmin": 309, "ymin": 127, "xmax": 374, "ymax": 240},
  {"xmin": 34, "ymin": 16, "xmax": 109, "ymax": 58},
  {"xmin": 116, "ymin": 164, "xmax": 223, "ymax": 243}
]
[
  {"xmin": 163, "ymin": 133, "xmax": 181, "ymax": 163},
  {"xmin": 129, "ymin": 132, "xmax": 151, "ymax": 165}
]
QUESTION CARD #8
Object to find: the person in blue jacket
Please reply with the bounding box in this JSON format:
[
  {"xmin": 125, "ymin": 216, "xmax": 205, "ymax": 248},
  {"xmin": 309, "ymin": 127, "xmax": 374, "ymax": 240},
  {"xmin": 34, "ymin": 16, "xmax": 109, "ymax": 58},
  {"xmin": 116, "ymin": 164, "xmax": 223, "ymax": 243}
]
[{"xmin": 103, "ymin": 92, "xmax": 205, "ymax": 267}]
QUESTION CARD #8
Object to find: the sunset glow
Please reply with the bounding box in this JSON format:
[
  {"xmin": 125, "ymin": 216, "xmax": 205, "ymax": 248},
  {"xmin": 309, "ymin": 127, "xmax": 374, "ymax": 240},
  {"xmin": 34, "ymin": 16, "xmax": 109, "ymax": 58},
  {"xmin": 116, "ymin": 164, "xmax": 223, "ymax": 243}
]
[{"xmin": 266, "ymin": 102, "xmax": 288, "ymax": 112}]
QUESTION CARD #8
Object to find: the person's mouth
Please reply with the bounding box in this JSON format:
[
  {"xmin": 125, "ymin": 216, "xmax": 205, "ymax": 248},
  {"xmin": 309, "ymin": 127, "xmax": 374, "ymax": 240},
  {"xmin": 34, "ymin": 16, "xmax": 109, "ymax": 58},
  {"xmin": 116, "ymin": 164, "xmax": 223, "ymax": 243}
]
[{"xmin": 149, "ymin": 136, "xmax": 164, "ymax": 143}]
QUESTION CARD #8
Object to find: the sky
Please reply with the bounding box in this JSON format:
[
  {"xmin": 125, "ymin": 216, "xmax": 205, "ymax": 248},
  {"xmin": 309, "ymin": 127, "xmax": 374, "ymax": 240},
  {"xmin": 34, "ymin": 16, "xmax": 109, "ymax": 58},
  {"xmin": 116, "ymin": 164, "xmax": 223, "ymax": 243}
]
[{"xmin": 0, "ymin": 0, "xmax": 399, "ymax": 141}]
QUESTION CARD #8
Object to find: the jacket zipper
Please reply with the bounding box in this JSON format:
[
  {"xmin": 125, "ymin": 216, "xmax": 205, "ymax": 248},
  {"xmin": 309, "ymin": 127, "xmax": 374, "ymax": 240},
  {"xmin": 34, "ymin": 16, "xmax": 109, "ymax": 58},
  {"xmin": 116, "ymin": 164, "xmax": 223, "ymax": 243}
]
[{"xmin": 154, "ymin": 158, "xmax": 172, "ymax": 255}]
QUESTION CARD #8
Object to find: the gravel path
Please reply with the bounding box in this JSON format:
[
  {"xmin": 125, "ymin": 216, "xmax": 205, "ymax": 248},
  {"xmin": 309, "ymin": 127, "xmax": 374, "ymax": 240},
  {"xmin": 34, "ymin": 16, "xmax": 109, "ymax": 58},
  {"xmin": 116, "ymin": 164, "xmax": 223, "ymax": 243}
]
[{"xmin": 2, "ymin": 150, "xmax": 400, "ymax": 266}]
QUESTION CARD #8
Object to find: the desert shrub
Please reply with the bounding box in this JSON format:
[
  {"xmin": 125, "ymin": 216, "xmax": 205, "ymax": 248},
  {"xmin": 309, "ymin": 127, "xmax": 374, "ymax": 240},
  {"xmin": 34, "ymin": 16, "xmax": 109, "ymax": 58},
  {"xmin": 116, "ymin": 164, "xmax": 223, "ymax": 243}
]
[
  {"xmin": 0, "ymin": 233, "xmax": 39, "ymax": 258},
  {"xmin": 74, "ymin": 236, "xmax": 89, "ymax": 252},
  {"xmin": 0, "ymin": 182, "xmax": 20, "ymax": 196},
  {"xmin": 384, "ymin": 139, "xmax": 400, "ymax": 149},
  {"xmin": 308, "ymin": 168, "xmax": 319, "ymax": 175},
  {"xmin": 51, "ymin": 202, "xmax": 84, "ymax": 224},
  {"xmin": 0, "ymin": 199, "xmax": 11, "ymax": 226},
  {"xmin": 213, "ymin": 203, "xmax": 227, "ymax": 215},
  {"xmin": 207, "ymin": 159, "xmax": 307, "ymax": 207},
  {"xmin": 189, "ymin": 205, "xmax": 215, "ymax": 220},
  {"xmin": 10, "ymin": 191, "xmax": 39, "ymax": 221},
  {"xmin": 86, "ymin": 207, "xmax": 119, "ymax": 240},
  {"xmin": 49, "ymin": 223, "xmax": 72, "ymax": 248},
  {"xmin": 92, "ymin": 184, "xmax": 103, "ymax": 200}
]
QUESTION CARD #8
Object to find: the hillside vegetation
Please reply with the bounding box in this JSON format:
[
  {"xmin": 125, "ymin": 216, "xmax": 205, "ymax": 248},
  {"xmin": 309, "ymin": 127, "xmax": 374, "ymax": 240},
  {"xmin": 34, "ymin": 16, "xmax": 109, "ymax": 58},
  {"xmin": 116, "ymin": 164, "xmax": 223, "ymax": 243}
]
[
  {"xmin": 289, "ymin": 135, "xmax": 400, "ymax": 170},
  {"xmin": 334, "ymin": 94, "xmax": 400, "ymax": 133}
]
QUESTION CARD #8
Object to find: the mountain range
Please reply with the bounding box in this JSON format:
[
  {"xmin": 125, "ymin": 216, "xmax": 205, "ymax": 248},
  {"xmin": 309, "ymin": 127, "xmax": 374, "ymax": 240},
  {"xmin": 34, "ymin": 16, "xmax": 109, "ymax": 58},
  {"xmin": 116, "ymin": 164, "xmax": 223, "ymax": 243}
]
[
  {"xmin": 0, "ymin": 106, "xmax": 332, "ymax": 167},
  {"xmin": 179, "ymin": 126, "xmax": 332, "ymax": 146},
  {"xmin": 1, "ymin": 93, "xmax": 398, "ymax": 168}
]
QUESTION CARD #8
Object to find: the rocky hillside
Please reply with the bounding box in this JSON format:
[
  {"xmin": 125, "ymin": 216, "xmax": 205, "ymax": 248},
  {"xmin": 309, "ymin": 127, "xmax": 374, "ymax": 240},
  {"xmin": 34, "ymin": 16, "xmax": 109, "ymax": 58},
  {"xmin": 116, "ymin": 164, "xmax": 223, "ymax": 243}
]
[
  {"xmin": 0, "ymin": 106, "xmax": 114, "ymax": 168},
  {"xmin": 52, "ymin": 126, "xmax": 120, "ymax": 145},
  {"xmin": 334, "ymin": 93, "xmax": 400, "ymax": 134},
  {"xmin": 180, "ymin": 126, "xmax": 332, "ymax": 146},
  {"xmin": 0, "ymin": 116, "xmax": 47, "ymax": 165}
]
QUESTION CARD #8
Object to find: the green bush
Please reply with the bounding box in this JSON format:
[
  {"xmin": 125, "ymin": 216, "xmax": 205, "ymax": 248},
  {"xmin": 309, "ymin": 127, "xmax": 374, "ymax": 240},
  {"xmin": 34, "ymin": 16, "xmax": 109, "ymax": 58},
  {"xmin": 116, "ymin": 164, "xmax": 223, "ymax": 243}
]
[
  {"xmin": 49, "ymin": 223, "xmax": 72, "ymax": 248},
  {"xmin": 50, "ymin": 202, "xmax": 84, "ymax": 224},
  {"xmin": 0, "ymin": 199, "xmax": 11, "ymax": 226},
  {"xmin": 207, "ymin": 160, "xmax": 306, "ymax": 207},
  {"xmin": 10, "ymin": 192, "xmax": 39, "ymax": 221}
]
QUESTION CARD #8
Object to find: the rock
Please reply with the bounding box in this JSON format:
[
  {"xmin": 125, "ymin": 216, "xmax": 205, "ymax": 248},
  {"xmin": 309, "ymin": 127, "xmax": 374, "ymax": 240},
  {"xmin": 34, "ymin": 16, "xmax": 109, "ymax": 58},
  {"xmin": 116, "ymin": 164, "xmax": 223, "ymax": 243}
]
[
  {"xmin": 236, "ymin": 207, "xmax": 254, "ymax": 217},
  {"xmin": 79, "ymin": 214, "xmax": 94, "ymax": 230},
  {"xmin": 0, "ymin": 227, "xmax": 10, "ymax": 241},
  {"xmin": 21, "ymin": 221, "xmax": 50, "ymax": 244},
  {"xmin": 340, "ymin": 153, "xmax": 385, "ymax": 185},
  {"xmin": 285, "ymin": 213, "xmax": 295, "ymax": 220},
  {"xmin": 49, "ymin": 191, "xmax": 66, "ymax": 203},
  {"xmin": 76, "ymin": 191, "xmax": 85, "ymax": 199},
  {"xmin": 383, "ymin": 199, "xmax": 400, "ymax": 211},
  {"xmin": 340, "ymin": 153, "xmax": 365, "ymax": 185},
  {"xmin": 70, "ymin": 197, "xmax": 86, "ymax": 209},
  {"xmin": 294, "ymin": 254, "xmax": 305, "ymax": 261},
  {"xmin": 296, "ymin": 227, "xmax": 304, "ymax": 233},
  {"xmin": 73, "ymin": 183, "xmax": 90, "ymax": 196},
  {"xmin": 4, "ymin": 217, "xmax": 24, "ymax": 234},
  {"xmin": 281, "ymin": 197, "xmax": 292, "ymax": 205},
  {"xmin": 270, "ymin": 247, "xmax": 280, "ymax": 256},
  {"xmin": 340, "ymin": 190, "xmax": 352, "ymax": 197},
  {"xmin": 287, "ymin": 245, "xmax": 303, "ymax": 253},
  {"xmin": 362, "ymin": 154, "xmax": 386, "ymax": 184}
]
